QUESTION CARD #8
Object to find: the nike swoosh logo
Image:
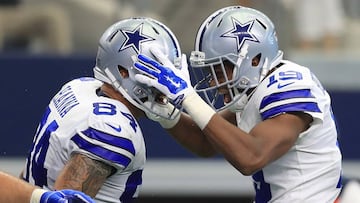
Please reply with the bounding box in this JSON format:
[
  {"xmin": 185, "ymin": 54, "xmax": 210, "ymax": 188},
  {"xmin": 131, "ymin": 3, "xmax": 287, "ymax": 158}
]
[
  {"xmin": 277, "ymin": 82, "xmax": 295, "ymax": 89},
  {"xmin": 106, "ymin": 123, "xmax": 121, "ymax": 132},
  {"xmin": 171, "ymin": 80, "xmax": 181, "ymax": 88},
  {"xmin": 165, "ymin": 76, "xmax": 181, "ymax": 88}
]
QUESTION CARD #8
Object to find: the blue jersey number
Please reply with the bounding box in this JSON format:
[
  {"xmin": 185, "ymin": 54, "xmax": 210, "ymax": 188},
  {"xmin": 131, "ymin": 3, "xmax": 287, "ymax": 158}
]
[
  {"xmin": 267, "ymin": 70, "xmax": 303, "ymax": 89},
  {"xmin": 93, "ymin": 102, "xmax": 117, "ymax": 115},
  {"xmin": 93, "ymin": 102, "xmax": 138, "ymax": 132},
  {"xmin": 24, "ymin": 107, "xmax": 58, "ymax": 187},
  {"xmin": 253, "ymin": 170, "xmax": 272, "ymax": 202}
]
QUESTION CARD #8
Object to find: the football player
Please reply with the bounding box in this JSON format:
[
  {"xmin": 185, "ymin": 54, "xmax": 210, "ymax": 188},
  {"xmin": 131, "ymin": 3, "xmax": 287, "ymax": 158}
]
[
  {"xmin": 0, "ymin": 171, "xmax": 94, "ymax": 203},
  {"xmin": 20, "ymin": 17, "xmax": 184, "ymax": 203},
  {"xmin": 133, "ymin": 6, "xmax": 342, "ymax": 202}
]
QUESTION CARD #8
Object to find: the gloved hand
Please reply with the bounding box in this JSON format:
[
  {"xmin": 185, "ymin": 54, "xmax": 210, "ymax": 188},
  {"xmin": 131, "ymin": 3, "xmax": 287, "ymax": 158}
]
[
  {"xmin": 134, "ymin": 47, "xmax": 194, "ymax": 106},
  {"xmin": 134, "ymin": 47, "xmax": 216, "ymax": 130},
  {"xmin": 31, "ymin": 188, "xmax": 95, "ymax": 203}
]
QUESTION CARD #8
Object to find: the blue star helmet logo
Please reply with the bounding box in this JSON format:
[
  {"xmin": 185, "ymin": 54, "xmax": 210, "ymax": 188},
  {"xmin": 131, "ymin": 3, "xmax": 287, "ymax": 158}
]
[
  {"xmin": 221, "ymin": 17, "xmax": 259, "ymax": 52},
  {"xmin": 119, "ymin": 23, "xmax": 155, "ymax": 53}
]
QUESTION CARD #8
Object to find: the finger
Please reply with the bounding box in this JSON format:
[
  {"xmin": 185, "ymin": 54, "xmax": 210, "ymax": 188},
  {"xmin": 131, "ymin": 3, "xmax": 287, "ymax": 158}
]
[
  {"xmin": 137, "ymin": 54, "xmax": 163, "ymax": 70},
  {"xmin": 131, "ymin": 55, "xmax": 137, "ymax": 63},
  {"xmin": 134, "ymin": 74, "xmax": 156, "ymax": 87},
  {"xmin": 139, "ymin": 54, "xmax": 171, "ymax": 74},
  {"xmin": 134, "ymin": 62, "xmax": 159, "ymax": 77},
  {"xmin": 150, "ymin": 47, "xmax": 169, "ymax": 65}
]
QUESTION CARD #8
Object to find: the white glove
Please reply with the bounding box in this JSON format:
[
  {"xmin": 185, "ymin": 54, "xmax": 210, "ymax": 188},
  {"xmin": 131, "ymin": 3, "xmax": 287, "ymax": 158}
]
[
  {"xmin": 134, "ymin": 47, "xmax": 215, "ymax": 130},
  {"xmin": 143, "ymin": 101, "xmax": 181, "ymax": 129},
  {"xmin": 134, "ymin": 47, "xmax": 194, "ymax": 106},
  {"xmin": 31, "ymin": 188, "xmax": 95, "ymax": 203}
]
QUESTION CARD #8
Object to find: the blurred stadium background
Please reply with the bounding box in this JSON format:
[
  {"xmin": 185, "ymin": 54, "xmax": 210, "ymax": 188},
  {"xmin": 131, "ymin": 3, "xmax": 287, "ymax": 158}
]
[{"xmin": 1, "ymin": 0, "xmax": 360, "ymax": 202}]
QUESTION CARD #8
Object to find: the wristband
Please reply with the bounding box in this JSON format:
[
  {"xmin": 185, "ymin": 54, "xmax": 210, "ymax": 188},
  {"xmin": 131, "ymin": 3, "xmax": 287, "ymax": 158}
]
[
  {"xmin": 182, "ymin": 90, "xmax": 216, "ymax": 130},
  {"xmin": 30, "ymin": 188, "xmax": 46, "ymax": 203}
]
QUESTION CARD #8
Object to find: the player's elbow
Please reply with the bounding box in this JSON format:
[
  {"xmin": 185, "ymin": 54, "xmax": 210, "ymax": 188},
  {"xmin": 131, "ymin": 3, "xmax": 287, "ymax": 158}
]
[
  {"xmin": 239, "ymin": 166, "xmax": 259, "ymax": 176},
  {"xmin": 231, "ymin": 156, "xmax": 265, "ymax": 176}
]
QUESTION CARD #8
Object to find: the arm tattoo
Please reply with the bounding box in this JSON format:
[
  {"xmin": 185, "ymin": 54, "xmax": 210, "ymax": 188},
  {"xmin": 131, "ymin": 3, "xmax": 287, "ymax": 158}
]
[{"xmin": 58, "ymin": 153, "xmax": 116, "ymax": 197}]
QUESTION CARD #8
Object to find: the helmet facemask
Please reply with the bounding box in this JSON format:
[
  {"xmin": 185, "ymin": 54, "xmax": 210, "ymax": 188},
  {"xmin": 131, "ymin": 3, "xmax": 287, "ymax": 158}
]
[{"xmin": 190, "ymin": 45, "xmax": 253, "ymax": 111}]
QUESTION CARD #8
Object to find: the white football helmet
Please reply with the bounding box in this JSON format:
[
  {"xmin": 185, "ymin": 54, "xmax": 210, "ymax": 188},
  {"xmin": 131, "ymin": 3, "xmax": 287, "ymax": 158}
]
[
  {"xmin": 190, "ymin": 6, "xmax": 283, "ymax": 111},
  {"xmin": 94, "ymin": 17, "xmax": 182, "ymax": 119}
]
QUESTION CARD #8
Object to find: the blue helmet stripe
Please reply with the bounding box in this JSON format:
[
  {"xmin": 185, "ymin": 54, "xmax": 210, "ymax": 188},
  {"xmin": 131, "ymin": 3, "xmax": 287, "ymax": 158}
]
[
  {"xmin": 71, "ymin": 134, "xmax": 132, "ymax": 167},
  {"xmin": 260, "ymin": 89, "xmax": 315, "ymax": 109},
  {"xmin": 261, "ymin": 102, "xmax": 321, "ymax": 120},
  {"xmin": 151, "ymin": 19, "xmax": 180, "ymax": 57},
  {"xmin": 197, "ymin": 8, "xmax": 228, "ymax": 52},
  {"xmin": 82, "ymin": 127, "xmax": 135, "ymax": 156}
]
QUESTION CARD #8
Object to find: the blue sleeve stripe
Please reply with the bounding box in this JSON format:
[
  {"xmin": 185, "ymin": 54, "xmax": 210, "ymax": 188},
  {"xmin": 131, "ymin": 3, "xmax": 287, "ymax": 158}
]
[
  {"xmin": 82, "ymin": 128, "xmax": 135, "ymax": 156},
  {"xmin": 260, "ymin": 89, "xmax": 315, "ymax": 109},
  {"xmin": 336, "ymin": 173, "xmax": 342, "ymax": 188},
  {"xmin": 261, "ymin": 102, "xmax": 321, "ymax": 120},
  {"xmin": 71, "ymin": 134, "xmax": 132, "ymax": 167},
  {"xmin": 40, "ymin": 107, "xmax": 51, "ymax": 128}
]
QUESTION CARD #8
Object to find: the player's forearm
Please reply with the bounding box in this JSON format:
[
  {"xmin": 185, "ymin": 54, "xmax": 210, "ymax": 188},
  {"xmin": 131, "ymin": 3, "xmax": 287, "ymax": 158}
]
[
  {"xmin": 166, "ymin": 112, "xmax": 217, "ymax": 157},
  {"xmin": 181, "ymin": 92, "xmax": 259, "ymax": 174},
  {"xmin": 201, "ymin": 115, "xmax": 260, "ymax": 175},
  {"xmin": 0, "ymin": 171, "xmax": 35, "ymax": 203}
]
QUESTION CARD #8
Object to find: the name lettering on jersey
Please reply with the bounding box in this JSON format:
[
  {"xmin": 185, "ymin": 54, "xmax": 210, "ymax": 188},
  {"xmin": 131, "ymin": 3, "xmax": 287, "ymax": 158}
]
[{"xmin": 52, "ymin": 85, "xmax": 79, "ymax": 117}]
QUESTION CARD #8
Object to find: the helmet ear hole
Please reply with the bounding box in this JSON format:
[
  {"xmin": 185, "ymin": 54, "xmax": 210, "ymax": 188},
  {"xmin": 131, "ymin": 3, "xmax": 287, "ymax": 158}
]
[
  {"xmin": 118, "ymin": 66, "xmax": 129, "ymax": 78},
  {"xmin": 252, "ymin": 53, "xmax": 261, "ymax": 67}
]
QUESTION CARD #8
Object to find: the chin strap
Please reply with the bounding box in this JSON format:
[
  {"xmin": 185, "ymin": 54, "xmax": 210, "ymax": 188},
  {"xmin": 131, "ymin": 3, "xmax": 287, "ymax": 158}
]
[
  {"xmin": 228, "ymin": 89, "xmax": 248, "ymax": 113},
  {"xmin": 94, "ymin": 66, "xmax": 148, "ymax": 113},
  {"xmin": 143, "ymin": 101, "xmax": 181, "ymax": 128},
  {"xmin": 228, "ymin": 89, "xmax": 249, "ymax": 128},
  {"xmin": 236, "ymin": 111, "xmax": 242, "ymax": 128}
]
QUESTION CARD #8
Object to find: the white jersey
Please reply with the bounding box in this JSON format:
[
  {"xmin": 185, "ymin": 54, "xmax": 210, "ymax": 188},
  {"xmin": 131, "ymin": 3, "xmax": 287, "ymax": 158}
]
[
  {"xmin": 239, "ymin": 60, "xmax": 342, "ymax": 202},
  {"xmin": 22, "ymin": 78, "xmax": 146, "ymax": 203}
]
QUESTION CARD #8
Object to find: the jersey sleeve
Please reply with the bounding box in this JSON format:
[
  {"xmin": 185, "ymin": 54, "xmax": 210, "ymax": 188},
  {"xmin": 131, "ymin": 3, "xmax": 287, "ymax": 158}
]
[
  {"xmin": 258, "ymin": 62, "xmax": 324, "ymax": 123},
  {"xmin": 71, "ymin": 114, "xmax": 136, "ymax": 170}
]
